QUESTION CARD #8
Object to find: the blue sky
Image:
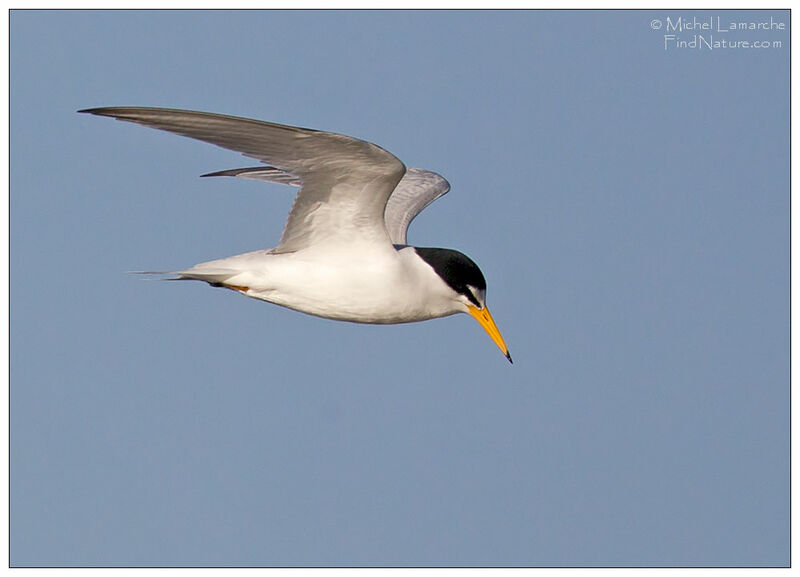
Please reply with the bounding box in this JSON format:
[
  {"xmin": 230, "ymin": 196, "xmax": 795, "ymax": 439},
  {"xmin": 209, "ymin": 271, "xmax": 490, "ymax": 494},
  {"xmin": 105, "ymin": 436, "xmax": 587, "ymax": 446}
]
[{"xmin": 11, "ymin": 10, "xmax": 789, "ymax": 567}]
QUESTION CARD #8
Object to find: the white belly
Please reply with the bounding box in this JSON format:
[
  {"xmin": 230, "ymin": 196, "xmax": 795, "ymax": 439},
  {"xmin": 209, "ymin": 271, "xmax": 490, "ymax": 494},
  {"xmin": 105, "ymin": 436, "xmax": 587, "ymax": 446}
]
[{"xmin": 189, "ymin": 245, "xmax": 459, "ymax": 324}]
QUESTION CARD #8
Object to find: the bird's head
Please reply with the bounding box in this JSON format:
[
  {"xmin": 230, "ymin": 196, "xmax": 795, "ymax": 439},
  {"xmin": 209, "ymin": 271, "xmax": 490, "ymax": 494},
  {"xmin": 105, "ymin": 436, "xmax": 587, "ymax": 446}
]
[{"xmin": 414, "ymin": 247, "xmax": 512, "ymax": 364}]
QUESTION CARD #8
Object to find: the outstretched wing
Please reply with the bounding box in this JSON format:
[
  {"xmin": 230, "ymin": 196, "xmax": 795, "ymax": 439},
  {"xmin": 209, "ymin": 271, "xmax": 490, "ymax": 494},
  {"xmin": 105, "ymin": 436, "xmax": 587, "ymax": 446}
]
[
  {"xmin": 204, "ymin": 165, "xmax": 450, "ymax": 245},
  {"xmin": 80, "ymin": 107, "xmax": 406, "ymax": 252},
  {"xmin": 383, "ymin": 168, "xmax": 450, "ymax": 245}
]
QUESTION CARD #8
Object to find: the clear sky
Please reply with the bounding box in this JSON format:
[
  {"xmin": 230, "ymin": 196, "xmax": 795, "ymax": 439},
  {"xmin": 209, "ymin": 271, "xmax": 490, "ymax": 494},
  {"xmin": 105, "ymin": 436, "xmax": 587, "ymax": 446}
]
[{"xmin": 11, "ymin": 9, "xmax": 789, "ymax": 567}]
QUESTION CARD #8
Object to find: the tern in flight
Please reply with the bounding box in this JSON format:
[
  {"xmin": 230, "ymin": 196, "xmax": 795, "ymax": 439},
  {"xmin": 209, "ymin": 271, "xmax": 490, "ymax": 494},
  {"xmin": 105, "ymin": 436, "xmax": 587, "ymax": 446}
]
[{"xmin": 80, "ymin": 107, "xmax": 512, "ymax": 363}]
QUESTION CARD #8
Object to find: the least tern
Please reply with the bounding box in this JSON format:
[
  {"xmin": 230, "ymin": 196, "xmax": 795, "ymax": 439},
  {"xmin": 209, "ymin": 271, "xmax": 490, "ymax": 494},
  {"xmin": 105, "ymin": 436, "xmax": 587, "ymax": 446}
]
[{"xmin": 80, "ymin": 107, "xmax": 512, "ymax": 363}]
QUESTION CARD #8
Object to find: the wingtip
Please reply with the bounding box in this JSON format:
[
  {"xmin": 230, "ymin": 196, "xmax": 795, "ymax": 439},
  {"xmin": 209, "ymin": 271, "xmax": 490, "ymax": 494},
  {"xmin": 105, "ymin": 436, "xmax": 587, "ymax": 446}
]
[
  {"xmin": 78, "ymin": 106, "xmax": 126, "ymax": 118},
  {"xmin": 200, "ymin": 169, "xmax": 235, "ymax": 178},
  {"xmin": 506, "ymin": 351, "xmax": 513, "ymax": 364},
  {"xmin": 77, "ymin": 107, "xmax": 137, "ymax": 118},
  {"xmin": 78, "ymin": 107, "xmax": 118, "ymax": 118}
]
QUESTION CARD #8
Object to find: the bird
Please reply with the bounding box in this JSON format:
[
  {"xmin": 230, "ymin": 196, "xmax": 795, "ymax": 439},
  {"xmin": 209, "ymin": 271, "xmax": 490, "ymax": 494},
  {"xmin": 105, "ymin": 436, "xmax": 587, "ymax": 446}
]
[{"xmin": 79, "ymin": 107, "xmax": 512, "ymax": 363}]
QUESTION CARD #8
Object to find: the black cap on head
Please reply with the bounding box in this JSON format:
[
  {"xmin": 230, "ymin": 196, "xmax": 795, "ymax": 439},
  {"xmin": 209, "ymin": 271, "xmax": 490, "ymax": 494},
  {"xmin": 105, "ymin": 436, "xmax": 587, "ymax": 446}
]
[{"xmin": 414, "ymin": 247, "xmax": 486, "ymax": 307}]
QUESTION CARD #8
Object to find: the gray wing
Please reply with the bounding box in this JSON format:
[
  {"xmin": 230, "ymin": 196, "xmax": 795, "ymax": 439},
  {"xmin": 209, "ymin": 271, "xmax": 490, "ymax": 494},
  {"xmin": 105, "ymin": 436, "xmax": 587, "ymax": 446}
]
[
  {"xmin": 80, "ymin": 107, "xmax": 406, "ymax": 252},
  {"xmin": 204, "ymin": 165, "xmax": 450, "ymax": 245},
  {"xmin": 383, "ymin": 168, "xmax": 450, "ymax": 245}
]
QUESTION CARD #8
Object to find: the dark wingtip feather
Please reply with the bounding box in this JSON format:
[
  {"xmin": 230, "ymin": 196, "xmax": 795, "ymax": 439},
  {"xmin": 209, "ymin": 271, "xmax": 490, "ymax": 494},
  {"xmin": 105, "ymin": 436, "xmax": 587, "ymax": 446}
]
[
  {"xmin": 200, "ymin": 169, "xmax": 242, "ymax": 178},
  {"xmin": 77, "ymin": 107, "xmax": 114, "ymax": 115},
  {"xmin": 77, "ymin": 107, "xmax": 153, "ymax": 120}
]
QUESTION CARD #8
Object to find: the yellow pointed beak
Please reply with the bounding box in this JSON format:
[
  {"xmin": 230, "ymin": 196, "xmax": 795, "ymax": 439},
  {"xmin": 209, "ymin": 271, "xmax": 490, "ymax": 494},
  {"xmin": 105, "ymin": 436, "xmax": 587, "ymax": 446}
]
[{"xmin": 467, "ymin": 305, "xmax": 512, "ymax": 363}]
